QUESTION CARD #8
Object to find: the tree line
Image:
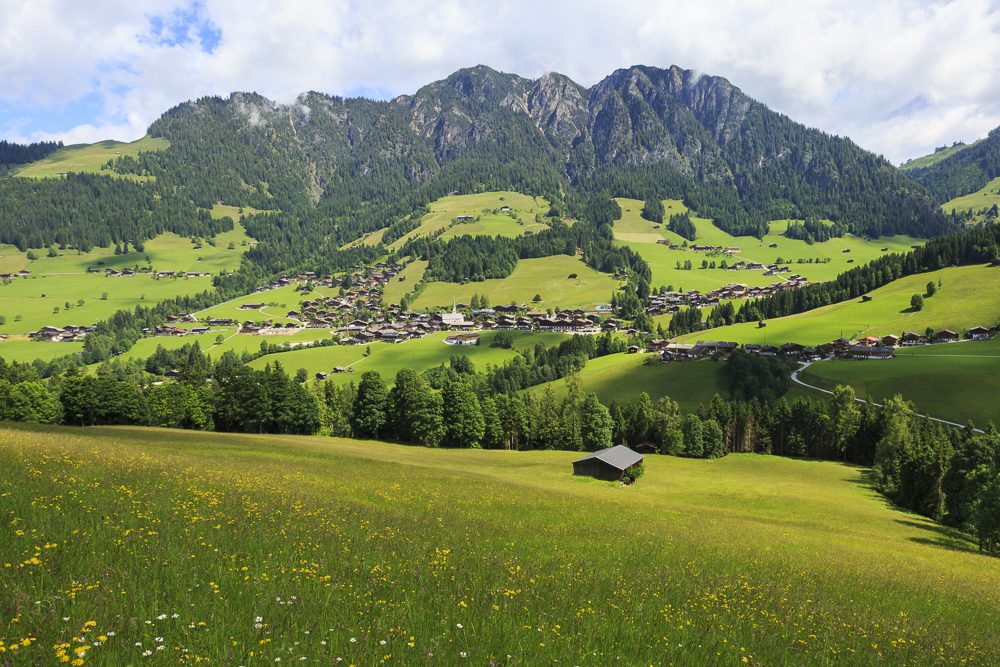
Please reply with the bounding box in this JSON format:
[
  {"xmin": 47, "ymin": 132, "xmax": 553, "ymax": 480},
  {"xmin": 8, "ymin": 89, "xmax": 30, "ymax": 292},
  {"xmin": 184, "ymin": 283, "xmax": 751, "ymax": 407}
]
[{"xmin": 0, "ymin": 139, "xmax": 62, "ymax": 165}]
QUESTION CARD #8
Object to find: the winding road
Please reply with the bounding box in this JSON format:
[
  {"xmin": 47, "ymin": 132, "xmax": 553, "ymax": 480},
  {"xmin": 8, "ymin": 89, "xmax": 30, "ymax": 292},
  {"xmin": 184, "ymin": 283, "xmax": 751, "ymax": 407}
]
[{"xmin": 790, "ymin": 360, "xmax": 983, "ymax": 433}]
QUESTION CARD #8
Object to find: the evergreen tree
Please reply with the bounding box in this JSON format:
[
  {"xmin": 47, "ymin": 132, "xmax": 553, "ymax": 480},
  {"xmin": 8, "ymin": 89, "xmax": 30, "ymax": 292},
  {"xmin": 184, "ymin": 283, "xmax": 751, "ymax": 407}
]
[
  {"xmin": 352, "ymin": 371, "xmax": 388, "ymax": 439},
  {"xmin": 580, "ymin": 393, "xmax": 613, "ymax": 451}
]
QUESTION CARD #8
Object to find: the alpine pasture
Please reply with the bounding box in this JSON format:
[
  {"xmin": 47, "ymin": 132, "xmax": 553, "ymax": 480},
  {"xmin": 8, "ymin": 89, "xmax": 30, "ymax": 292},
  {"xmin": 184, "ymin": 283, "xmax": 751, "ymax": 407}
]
[
  {"xmin": 1, "ymin": 423, "xmax": 998, "ymax": 665},
  {"xmin": 11, "ymin": 136, "xmax": 169, "ymax": 180}
]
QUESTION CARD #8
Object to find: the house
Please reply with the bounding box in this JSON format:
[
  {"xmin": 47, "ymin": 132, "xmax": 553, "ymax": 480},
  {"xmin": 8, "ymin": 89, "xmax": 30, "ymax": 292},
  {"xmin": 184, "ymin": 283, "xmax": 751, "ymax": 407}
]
[
  {"xmin": 847, "ymin": 345, "xmax": 894, "ymax": 360},
  {"xmin": 445, "ymin": 333, "xmax": 480, "ymax": 345},
  {"xmin": 881, "ymin": 334, "xmax": 900, "ymax": 347},
  {"xmin": 572, "ymin": 446, "xmax": 644, "ymax": 482},
  {"xmin": 968, "ymin": 326, "xmax": 992, "ymax": 340},
  {"xmin": 937, "ymin": 329, "xmax": 959, "ymax": 342},
  {"xmin": 901, "ymin": 331, "xmax": 924, "ymax": 346}
]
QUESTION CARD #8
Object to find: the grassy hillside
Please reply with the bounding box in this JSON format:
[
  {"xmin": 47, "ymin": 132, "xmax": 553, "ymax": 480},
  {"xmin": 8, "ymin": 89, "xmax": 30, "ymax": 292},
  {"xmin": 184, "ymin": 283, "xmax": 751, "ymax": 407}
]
[
  {"xmin": 942, "ymin": 176, "xmax": 1000, "ymax": 213},
  {"xmin": 528, "ymin": 353, "xmax": 730, "ymax": 410},
  {"xmin": 613, "ymin": 198, "xmax": 921, "ymax": 290},
  {"xmin": 249, "ymin": 330, "xmax": 568, "ymax": 382},
  {"xmin": 900, "ymin": 142, "xmax": 977, "ymax": 171},
  {"xmin": 798, "ymin": 336, "xmax": 1000, "ymax": 427},
  {"xmin": 680, "ymin": 264, "xmax": 1000, "ymax": 346},
  {"xmin": 381, "ymin": 259, "xmax": 428, "ymax": 304},
  {"xmin": 412, "ymin": 255, "xmax": 619, "ymax": 310},
  {"xmin": 387, "ymin": 191, "xmax": 550, "ymax": 250},
  {"xmin": 0, "ymin": 226, "xmax": 256, "ymax": 336},
  {"xmin": 0, "ymin": 336, "xmax": 83, "ymax": 362},
  {"xmin": 11, "ymin": 136, "xmax": 168, "ymax": 180},
  {"xmin": 2, "ymin": 423, "xmax": 998, "ymax": 664}
]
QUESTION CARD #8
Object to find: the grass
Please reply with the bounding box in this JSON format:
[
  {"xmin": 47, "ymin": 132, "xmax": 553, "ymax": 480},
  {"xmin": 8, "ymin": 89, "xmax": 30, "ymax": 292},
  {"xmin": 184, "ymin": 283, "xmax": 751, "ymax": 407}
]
[
  {"xmin": 249, "ymin": 330, "xmax": 568, "ymax": 382},
  {"xmin": 528, "ymin": 353, "xmax": 730, "ymax": 411},
  {"xmin": 798, "ymin": 336, "xmax": 1000, "ymax": 427},
  {"xmin": 412, "ymin": 255, "xmax": 619, "ymax": 310},
  {"xmin": 0, "ymin": 336, "xmax": 83, "ymax": 362},
  {"xmin": 193, "ymin": 284, "xmax": 342, "ymax": 324},
  {"xmin": 11, "ymin": 136, "xmax": 168, "ymax": 180},
  {"xmin": 0, "ymin": 226, "xmax": 256, "ymax": 336},
  {"xmin": 381, "ymin": 260, "xmax": 428, "ymax": 305},
  {"xmin": 2, "ymin": 423, "xmax": 999, "ymax": 664},
  {"xmin": 0, "ymin": 274, "xmax": 214, "ymax": 335},
  {"xmin": 942, "ymin": 176, "xmax": 1000, "ymax": 214},
  {"xmin": 613, "ymin": 198, "xmax": 922, "ymax": 289},
  {"xmin": 388, "ymin": 191, "xmax": 550, "ymax": 250},
  {"xmin": 900, "ymin": 141, "xmax": 978, "ymax": 171},
  {"xmin": 208, "ymin": 203, "xmax": 272, "ymax": 220},
  {"xmin": 680, "ymin": 264, "xmax": 1000, "ymax": 346}
]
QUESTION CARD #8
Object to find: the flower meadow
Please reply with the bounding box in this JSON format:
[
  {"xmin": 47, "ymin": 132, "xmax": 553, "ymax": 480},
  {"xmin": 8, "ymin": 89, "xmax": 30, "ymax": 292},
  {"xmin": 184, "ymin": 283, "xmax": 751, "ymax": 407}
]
[{"xmin": 1, "ymin": 423, "xmax": 999, "ymax": 665}]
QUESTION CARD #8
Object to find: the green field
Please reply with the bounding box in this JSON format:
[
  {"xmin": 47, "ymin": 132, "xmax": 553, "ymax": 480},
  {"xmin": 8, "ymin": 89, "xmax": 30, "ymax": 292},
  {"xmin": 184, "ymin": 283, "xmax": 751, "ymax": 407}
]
[
  {"xmin": 942, "ymin": 176, "xmax": 1000, "ymax": 214},
  {"xmin": 613, "ymin": 198, "xmax": 921, "ymax": 289},
  {"xmin": 528, "ymin": 353, "xmax": 730, "ymax": 411},
  {"xmin": 2, "ymin": 423, "xmax": 998, "ymax": 664},
  {"xmin": 388, "ymin": 191, "xmax": 550, "ymax": 250},
  {"xmin": 412, "ymin": 255, "xmax": 619, "ymax": 310},
  {"xmin": 798, "ymin": 336, "xmax": 1000, "ymax": 427},
  {"xmin": 0, "ymin": 274, "xmax": 214, "ymax": 335},
  {"xmin": 680, "ymin": 264, "xmax": 1000, "ymax": 346},
  {"xmin": 381, "ymin": 259, "xmax": 428, "ymax": 305},
  {"xmin": 194, "ymin": 284, "xmax": 341, "ymax": 324},
  {"xmin": 11, "ymin": 136, "xmax": 169, "ymax": 180},
  {"xmin": 249, "ymin": 330, "xmax": 568, "ymax": 381},
  {"xmin": 0, "ymin": 336, "xmax": 83, "ymax": 362}
]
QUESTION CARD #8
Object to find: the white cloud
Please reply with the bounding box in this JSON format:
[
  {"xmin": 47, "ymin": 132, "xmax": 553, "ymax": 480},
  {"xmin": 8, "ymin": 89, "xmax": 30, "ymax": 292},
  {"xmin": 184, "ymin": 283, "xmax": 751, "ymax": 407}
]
[{"xmin": 0, "ymin": 0, "xmax": 998, "ymax": 163}]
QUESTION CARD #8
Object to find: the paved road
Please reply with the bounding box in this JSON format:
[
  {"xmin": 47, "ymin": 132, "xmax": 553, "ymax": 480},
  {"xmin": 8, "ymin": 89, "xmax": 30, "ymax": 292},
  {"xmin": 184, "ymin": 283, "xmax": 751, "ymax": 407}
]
[{"xmin": 791, "ymin": 360, "xmax": 983, "ymax": 433}]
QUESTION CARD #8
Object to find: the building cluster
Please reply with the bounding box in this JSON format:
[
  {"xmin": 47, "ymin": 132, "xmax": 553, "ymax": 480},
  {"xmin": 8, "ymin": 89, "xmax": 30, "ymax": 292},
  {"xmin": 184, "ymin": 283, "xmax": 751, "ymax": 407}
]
[
  {"xmin": 658, "ymin": 326, "xmax": 995, "ymax": 363},
  {"xmin": 29, "ymin": 324, "xmax": 95, "ymax": 342},
  {"xmin": 647, "ymin": 279, "xmax": 808, "ymax": 314},
  {"xmin": 0, "ymin": 269, "xmax": 31, "ymax": 281}
]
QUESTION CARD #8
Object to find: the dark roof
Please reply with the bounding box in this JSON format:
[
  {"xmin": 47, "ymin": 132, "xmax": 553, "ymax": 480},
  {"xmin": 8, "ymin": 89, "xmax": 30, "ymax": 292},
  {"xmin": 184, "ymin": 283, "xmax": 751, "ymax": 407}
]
[{"xmin": 573, "ymin": 445, "xmax": 644, "ymax": 471}]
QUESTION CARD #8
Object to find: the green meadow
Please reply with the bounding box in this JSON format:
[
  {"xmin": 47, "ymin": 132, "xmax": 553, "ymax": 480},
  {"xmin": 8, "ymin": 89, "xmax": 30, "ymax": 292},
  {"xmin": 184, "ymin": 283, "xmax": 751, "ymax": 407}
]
[
  {"xmin": 2, "ymin": 423, "xmax": 998, "ymax": 664},
  {"xmin": 0, "ymin": 274, "xmax": 214, "ymax": 335},
  {"xmin": 0, "ymin": 224, "xmax": 255, "ymax": 336},
  {"xmin": 249, "ymin": 330, "xmax": 568, "ymax": 381},
  {"xmin": 798, "ymin": 336, "xmax": 1000, "ymax": 427},
  {"xmin": 412, "ymin": 255, "xmax": 619, "ymax": 310},
  {"xmin": 381, "ymin": 259, "xmax": 429, "ymax": 304},
  {"xmin": 613, "ymin": 198, "xmax": 921, "ymax": 289},
  {"xmin": 0, "ymin": 336, "xmax": 83, "ymax": 363},
  {"xmin": 194, "ymin": 284, "xmax": 343, "ymax": 323},
  {"xmin": 11, "ymin": 136, "xmax": 169, "ymax": 180},
  {"xmin": 899, "ymin": 142, "xmax": 977, "ymax": 171},
  {"xmin": 680, "ymin": 264, "xmax": 1000, "ymax": 346},
  {"xmin": 387, "ymin": 191, "xmax": 550, "ymax": 250},
  {"xmin": 942, "ymin": 176, "xmax": 1000, "ymax": 213},
  {"xmin": 528, "ymin": 353, "xmax": 730, "ymax": 411}
]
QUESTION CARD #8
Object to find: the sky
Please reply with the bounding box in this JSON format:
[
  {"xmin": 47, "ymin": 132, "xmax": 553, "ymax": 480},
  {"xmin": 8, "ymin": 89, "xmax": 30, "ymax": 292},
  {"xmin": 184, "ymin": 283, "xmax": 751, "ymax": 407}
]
[{"xmin": 1, "ymin": 0, "xmax": 998, "ymax": 164}]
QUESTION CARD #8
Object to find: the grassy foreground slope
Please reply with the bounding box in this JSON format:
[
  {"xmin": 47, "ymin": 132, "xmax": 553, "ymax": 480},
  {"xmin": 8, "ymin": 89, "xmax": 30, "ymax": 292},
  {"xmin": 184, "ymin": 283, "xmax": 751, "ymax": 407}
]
[
  {"xmin": 11, "ymin": 136, "xmax": 168, "ymax": 180},
  {"xmin": 799, "ymin": 337, "xmax": 1000, "ymax": 427},
  {"xmin": 680, "ymin": 264, "xmax": 1000, "ymax": 346},
  {"xmin": 1, "ymin": 424, "xmax": 998, "ymax": 664}
]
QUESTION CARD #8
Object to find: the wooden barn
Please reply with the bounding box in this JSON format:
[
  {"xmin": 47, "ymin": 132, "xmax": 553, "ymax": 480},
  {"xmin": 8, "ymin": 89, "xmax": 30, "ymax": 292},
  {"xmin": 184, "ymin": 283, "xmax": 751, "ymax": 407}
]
[{"xmin": 572, "ymin": 446, "xmax": 644, "ymax": 481}]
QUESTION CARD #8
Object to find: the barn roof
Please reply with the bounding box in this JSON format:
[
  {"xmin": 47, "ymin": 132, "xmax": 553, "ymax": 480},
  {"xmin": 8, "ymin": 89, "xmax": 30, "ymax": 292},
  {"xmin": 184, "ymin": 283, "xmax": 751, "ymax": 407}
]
[{"xmin": 573, "ymin": 445, "xmax": 643, "ymax": 471}]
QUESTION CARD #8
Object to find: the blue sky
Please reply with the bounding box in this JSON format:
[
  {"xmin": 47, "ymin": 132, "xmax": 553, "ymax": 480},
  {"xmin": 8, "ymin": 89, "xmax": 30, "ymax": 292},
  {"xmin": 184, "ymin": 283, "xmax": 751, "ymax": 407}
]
[{"xmin": 1, "ymin": 0, "xmax": 998, "ymax": 163}]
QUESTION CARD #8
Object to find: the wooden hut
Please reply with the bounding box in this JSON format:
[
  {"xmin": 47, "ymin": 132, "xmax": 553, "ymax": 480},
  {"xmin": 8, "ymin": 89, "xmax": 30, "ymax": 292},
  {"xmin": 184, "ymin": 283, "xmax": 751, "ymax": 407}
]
[{"xmin": 572, "ymin": 446, "xmax": 644, "ymax": 481}]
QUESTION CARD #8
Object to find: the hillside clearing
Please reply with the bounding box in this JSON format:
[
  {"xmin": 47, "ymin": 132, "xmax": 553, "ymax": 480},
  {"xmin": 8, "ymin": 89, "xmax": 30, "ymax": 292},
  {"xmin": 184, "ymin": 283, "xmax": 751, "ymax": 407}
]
[{"xmin": 11, "ymin": 136, "xmax": 168, "ymax": 180}]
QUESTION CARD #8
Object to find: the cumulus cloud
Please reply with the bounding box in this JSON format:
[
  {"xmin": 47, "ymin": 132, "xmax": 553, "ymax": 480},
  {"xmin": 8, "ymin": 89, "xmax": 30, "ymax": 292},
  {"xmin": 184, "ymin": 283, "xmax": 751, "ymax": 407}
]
[{"xmin": 0, "ymin": 0, "xmax": 998, "ymax": 163}]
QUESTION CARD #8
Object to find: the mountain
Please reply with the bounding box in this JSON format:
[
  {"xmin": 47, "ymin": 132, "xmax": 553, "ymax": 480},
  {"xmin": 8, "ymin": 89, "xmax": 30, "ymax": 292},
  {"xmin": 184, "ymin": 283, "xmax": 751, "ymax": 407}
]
[
  {"xmin": 110, "ymin": 64, "xmax": 949, "ymax": 239},
  {"xmin": 903, "ymin": 128, "xmax": 1000, "ymax": 203}
]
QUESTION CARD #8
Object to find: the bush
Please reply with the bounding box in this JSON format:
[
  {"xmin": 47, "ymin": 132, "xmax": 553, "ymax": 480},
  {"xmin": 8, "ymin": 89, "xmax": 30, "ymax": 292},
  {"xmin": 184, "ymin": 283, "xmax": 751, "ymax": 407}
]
[{"xmin": 622, "ymin": 462, "xmax": 645, "ymax": 485}]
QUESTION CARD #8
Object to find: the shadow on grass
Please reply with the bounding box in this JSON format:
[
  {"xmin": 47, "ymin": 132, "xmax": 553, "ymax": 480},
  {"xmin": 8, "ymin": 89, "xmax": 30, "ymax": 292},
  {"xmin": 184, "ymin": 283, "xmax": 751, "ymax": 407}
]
[{"xmin": 845, "ymin": 466, "xmax": 980, "ymax": 554}]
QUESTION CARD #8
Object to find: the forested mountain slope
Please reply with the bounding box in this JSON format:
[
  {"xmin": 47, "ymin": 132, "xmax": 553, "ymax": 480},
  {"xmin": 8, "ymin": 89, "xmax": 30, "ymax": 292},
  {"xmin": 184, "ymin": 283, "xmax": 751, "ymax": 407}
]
[
  {"xmin": 904, "ymin": 127, "xmax": 1000, "ymax": 203},
  {"xmin": 106, "ymin": 64, "xmax": 952, "ymax": 239}
]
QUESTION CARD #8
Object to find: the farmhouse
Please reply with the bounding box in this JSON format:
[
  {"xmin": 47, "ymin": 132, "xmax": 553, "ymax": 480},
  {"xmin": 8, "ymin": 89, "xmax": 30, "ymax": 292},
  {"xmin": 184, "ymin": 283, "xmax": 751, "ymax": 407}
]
[
  {"xmin": 968, "ymin": 326, "xmax": 992, "ymax": 340},
  {"xmin": 572, "ymin": 446, "xmax": 644, "ymax": 482},
  {"xmin": 845, "ymin": 345, "xmax": 895, "ymax": 360},
  {"xmin": 445, "ymin": 333, "xmax": 480, "ymax": 345},
  {"xmin": 937, "ymin": 329, "xmax": 960, "ymax": 342}
]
